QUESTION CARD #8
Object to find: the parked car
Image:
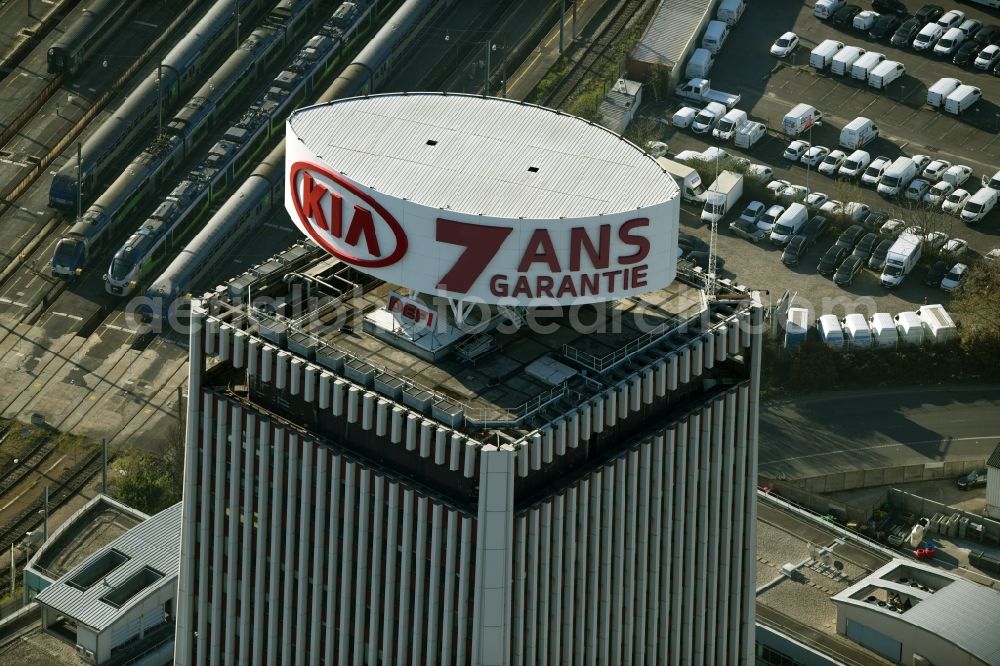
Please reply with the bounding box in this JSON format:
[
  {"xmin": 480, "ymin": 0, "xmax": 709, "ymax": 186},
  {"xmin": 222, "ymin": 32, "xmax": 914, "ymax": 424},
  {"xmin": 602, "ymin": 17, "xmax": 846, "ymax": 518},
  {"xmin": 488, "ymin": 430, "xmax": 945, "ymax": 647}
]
[
  {"xmin": 868, "ymin": 238, "xmax": 895, "ymax": 270},
  {"xmin": 804, "ymin": 192, "xmax": 830, "ymax": 209},
  {"xmin": 780, "ymin": 184, "xmax": 811, "ymax": 204},
  {"xmin": 757, "ymin": 204, "xmax": 785, "ymax": 232},
  {"xmin": 880, "ymin": 217, "xmax": 905, "ymax": 236},
  {"xmin": 818, "ymin": 245, "xmax": 849, "ymax": 276},
  {"xmin": 688, "ymin": 251, "xmax": 726, "ymax": 271},
  {"xmin": 933, "ymin": 27, "xmax": 966, "ymax": 57},
  {"xmin": 923, "ymin": 181, "xmax": 954, "ymax": 206},
  {"xmin": 747, "ymin": 164, "xmax": 774, "ymax": 184},
  {"xmin": 801, "ymin": 145, "xmax": 831, "ymax": 167},
  {"xmin": 942, "ymin": 188, "xmax": 970, "ymax": 214},
  {"xmin": 864, "ymin": 210, "xmax": 889, "ymax": 232},
  {"xmin": 873, "ymin": 0, "xmax": 907, "ymax": 15},
  {"xmin": 914, "ymin": 4, "xmax": 945, "ymax": 25},
  {"xmin": 765, "ymin": 179, "xmax": 792, "ymax": 197},
  {"xmin": 940, "ymin": 263, "xmax": 966, "ymax": 292},
  {"xmin": 953, "ymin": 41, "xmax": 982, "ymax": 67},
  {"xmin": 911, "ymin": 154, "xmax": 931, "ymax": 173},
  {"xmin": 942, "ymin": 164, "xmax": 972, "ymax": 187},
  {"xmin": 913, "ymin": 23, "xmax": 945, "ymax": 51},
  {"xmin": 852, "ymin": 232, "xmax": 879, "ymax": 262},
  {"xmin": 924, "ymin": 230, "xmax": 949, "ymax": 250},
  {"xmin": 801, "ymin": 214, "xmax": 829, "ymax": 240},
  {"xmin": 771, "ymin": 31, "xmax": 800, "ymax": 57},
  {"xmin": 784, "ymin": 140, "xmax": 810, "ymax": 161},
  {"xmin": 730, "ymin": 219, "xmax": 767, "ymax": 243},
  {"xmin": 870, "ymin": 13, "xmax": 903, "ymax": 39},
  {"xmin": 854, "ymin": 10, "xmax": 880, "ymax": 32},
  {"xmin": 832, "ymin": 4, "xmax": 862, "ymax": 28},
  {"xmin": 955, "ymin": 468, "xmax": 987, "ymax": 490},
  {"xmin": 834, "ymin": 255, "xmax": 864, "ymax": 286},
  {"xmin": 891, "ymin": 17, "xmax": 922, "ymax": 46},
  {"xmin": 836, "ymin": 224, "xmax": 866, "ymax": 251},
  {"xmin": 922, "ymin": 159, "xmax": 951, "ymax": 180},
  {"xmin": 923, "ymin": 260, "xmax": 948, "ymax": 286},
  {"xmin": 905, "ymin": 178, "xmax": 931, "ymax": 201},
  {"xmin": 941, "ymin": 238, "xmax": 968, "ymax": 259},
  {"xmin": 781, "ymin": 235, "xmax": 813, "ymax": 266},
  {"xmin": 839, "ymin": 150, "xmax": 871, "ymax": 179},
  {"xmin": 861, "ymin": 156, "xmax": 892, "ymax": 187},
  {"xmin": 818, "ymin": 150, "xmax": 848, "ymax": 175},
  {"xmin": 936, "ymin": 10, "xmax": 965, "ymax": 31},
  {"xmin": 972, "ymin": 24, "xmax": 999, "ymax": 46},
  {"xmin": 958, "ymin": 19, "xmax": 982, "ymax": 39},
  {"xmin": 975, "ymin": 44, "xmax": 1000, "ymax": 70}
]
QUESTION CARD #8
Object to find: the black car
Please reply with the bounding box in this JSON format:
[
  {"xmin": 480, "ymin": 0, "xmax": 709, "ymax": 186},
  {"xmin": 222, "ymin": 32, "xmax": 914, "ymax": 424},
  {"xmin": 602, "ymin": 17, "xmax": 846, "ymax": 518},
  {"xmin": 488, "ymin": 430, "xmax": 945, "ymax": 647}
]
[
  {"xmin": 973, "ymin": 25, "xmax": 999, "ymax": 46},
  {"xmin": 852, "ymin": 233, "xmax": 879, "ymax": 262},
  {"xmin": 870, "ymin": 13, "xmax": 905, "ymax": 39},
  {"xmin": 730, "ymin": 219, "xmax": 766, "ymax": 243},
  {"xmin": 818, "ymin": 246, "xmax": 848, "ymax": 276},
  {"xmin": 995, "ymin": 59, "xmax": 1000, "ymax": 77},
  {"xmin": 873, "ymin": 0, "xmax": 907, "ymax": 15},
  {"xmin": 801, "ymin": 215, "xmax": 829, "ymax": 241},
  {"xmin": 832, "ymin": 4, "xmax": 862, "ymax": 28},
  {"xmin": 687, "ymin": 251, "xmax": 726, "ymax": 271},
  {"xmin": 868, "ymin": 238, "xmax": 894, "ymax": 270},
  {"xmin": 891, "ymin": 17, "xmax": 922, "ymax": 46},
  {"xmin": 914, "ymin": 3, "xmax": 944, "ymax": 24},
  {"xmin": 924, "ymin": 260, "xmax": 948, "ymax": 287},
  {"xmin": 835, "ymin": 224, "xmax": 865, "ymax": 252},
  {"xmin": 956, "ymin": 469, "xmax": 988, "ymax": 490},
  {"xmin": 953, "ymin": 41, "xmax": 983, "ymax": 67},
  {"xmin": 781, "ymin": 235, "xmax": 814, "ymax": 267},
  {"xmin": 679, "ymin": 232, "xmax": 708, "ymax": 254},
  {"xmin": 864, "ymin": 210, "xmax": 889, "ymax": 232},
  {"xmin": 834, "ymin": 255, "xmax": 864, "ymax": 286}
]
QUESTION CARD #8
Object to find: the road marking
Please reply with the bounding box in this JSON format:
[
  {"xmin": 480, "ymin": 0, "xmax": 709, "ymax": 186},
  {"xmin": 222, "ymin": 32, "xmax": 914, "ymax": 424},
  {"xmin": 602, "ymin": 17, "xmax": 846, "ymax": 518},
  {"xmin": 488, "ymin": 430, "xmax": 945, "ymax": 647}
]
[
  {"xmin": 0, "ymin": 296, "xmax": 29, "ymax": 307},
  {"xmin": 51, "ymin": 311, "xmax": 82, "ymax": 320},
  {"xmin": 263, "ymin": 222, "xmax": 292, "ymax": 232},
  {"xmin": 104, "ymin": 323, "xmax": 139, "ymax": 334},
  {"xmin": 0, "ymin": 155, "xmax": 30, "ymax": 167},
  {"xmin": 133, "ymin": 20, "xmax": 159, "ymax": 28},
  {"xmin": 761, "ymin": 435, "xmax": 1000, "ymax": 464}
]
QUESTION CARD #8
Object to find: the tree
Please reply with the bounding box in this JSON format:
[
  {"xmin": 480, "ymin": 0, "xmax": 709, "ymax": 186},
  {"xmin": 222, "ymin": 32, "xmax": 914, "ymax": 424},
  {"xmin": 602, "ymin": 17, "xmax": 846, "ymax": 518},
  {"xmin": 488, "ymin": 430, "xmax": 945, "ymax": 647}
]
[
  {"xmin": 112, "ymin": 426, "xmax": 185, "ymax": 516},
  {"xmin": 950, "ymin": 260, "xmax": 1000, "ymax": 336}
]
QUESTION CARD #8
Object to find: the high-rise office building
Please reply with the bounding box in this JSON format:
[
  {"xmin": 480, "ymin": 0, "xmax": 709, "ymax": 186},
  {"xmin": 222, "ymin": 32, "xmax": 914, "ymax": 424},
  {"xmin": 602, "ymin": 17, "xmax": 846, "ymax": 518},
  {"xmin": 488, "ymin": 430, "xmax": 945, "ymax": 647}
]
[{"xmin": 175, "ymin": 93, "xmax": 764, "ymax": 665}]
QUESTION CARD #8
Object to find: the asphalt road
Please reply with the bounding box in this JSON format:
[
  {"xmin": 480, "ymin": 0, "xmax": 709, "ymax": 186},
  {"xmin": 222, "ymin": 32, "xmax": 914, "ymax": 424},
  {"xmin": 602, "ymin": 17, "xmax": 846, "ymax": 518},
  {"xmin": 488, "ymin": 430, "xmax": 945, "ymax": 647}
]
[{"xmin": 759, "ymin": 385, "xmax": 1000, "ymax": 477}]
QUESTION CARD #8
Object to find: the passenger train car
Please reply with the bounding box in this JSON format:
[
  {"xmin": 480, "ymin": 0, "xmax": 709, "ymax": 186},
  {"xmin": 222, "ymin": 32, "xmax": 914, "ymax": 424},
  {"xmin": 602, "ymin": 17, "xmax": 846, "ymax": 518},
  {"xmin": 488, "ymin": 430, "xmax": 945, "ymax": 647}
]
[{"xmin": 47, "ymin": 0, "xmax": 138, "ymax": 74}]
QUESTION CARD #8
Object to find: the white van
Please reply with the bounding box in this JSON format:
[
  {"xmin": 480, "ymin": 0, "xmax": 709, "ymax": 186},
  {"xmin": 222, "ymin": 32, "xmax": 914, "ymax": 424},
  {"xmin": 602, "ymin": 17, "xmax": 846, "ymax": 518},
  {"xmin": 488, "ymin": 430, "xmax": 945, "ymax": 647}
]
[
  {"xmin": 818, "ymin": 314, "xmax": 845, "ymax": 349},
  {"xmin": 868, "ymin": 60, "xmax": 904, "ymax": 90},
  {"xmin": 868, "ymin": 313, "xmax": 898, "ymax": 348},
  {"xmin": 735, "ymin": 121, "xmax": 766, "ymax": 149},
  {"xmin": 944, "ymin": 85, "xmax": 981, "ymax": 115},
  {"xmin": 814, "ymin": 0, "xmax": 845, "ymax": 20},
  {"xmin": 841, "ymin": 314, "xmax": 872, "ymax": 348},
  {"xmin": 961, "ymin": 187, "xmax": 998, "ymax": 224},
  {"xmin": 831, "ymin": 45, "xmax": 866, "ymax": 76},
  {"xmin": 692, "ymin": 101, "xmax": 727, "ymax": 133},
  {"xmin": 671, "ymin": 106, "xmax": 697, "ymax": 128},
  {"xmin": 769, "ymin": 203, "xmax": 808, "ymax": 245},
  {"xmin": 877, "ymin": 157, "xmax": 917, "ymax": 197},
  {"xmin": 838, "ymin": 150, "xmax": 871, "ymax": 179},
  {"xmin": 913, "ymin": 23, "xmax": 944, "ymax": 51},
  {"xmin": 893, "ymin": 312, "xmax": 923, "ymax": 345},
  {"xmin": 839, "ymin": 117, "xmax": 879, "ymax": 150},
  {"xmin": 713, "ymin": 108, "xmax": 748, "ymax": 141},
  {"xmin": 851, "ymin": 51, "xmax": 885, "ymax": 81},
  {"xmin": 702, "ymin": 20, "xmax": 730, "ymax": 54},
  {"xmin": 686, "ymin": 48, "xmax": 715, "ymax": 79},
  {"xmin": 716, "ymin": 0, "xmax": 745, "ymax": 26},
  {"xmin": 926, "ymin": 77, "xmax": 961, "ymax": 108},
  {"xmin": 933, "ymin": 27, "xmax": 966, "ymax": 57},
  {"xmin": 810, "ymin": 39, "xmax": 845, "ymax": 70},
  {"xmin": 782, "ymin": 103, "xmax": 822, "ymax": 136}
]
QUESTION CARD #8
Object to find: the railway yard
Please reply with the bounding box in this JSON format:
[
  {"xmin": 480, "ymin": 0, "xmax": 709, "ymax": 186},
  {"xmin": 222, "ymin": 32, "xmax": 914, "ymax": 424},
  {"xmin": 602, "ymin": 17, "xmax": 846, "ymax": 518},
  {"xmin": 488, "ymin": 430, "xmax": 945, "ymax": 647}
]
[{"xmin": 0, "ymin": 0, "xmax": 996, "ymax": 623}]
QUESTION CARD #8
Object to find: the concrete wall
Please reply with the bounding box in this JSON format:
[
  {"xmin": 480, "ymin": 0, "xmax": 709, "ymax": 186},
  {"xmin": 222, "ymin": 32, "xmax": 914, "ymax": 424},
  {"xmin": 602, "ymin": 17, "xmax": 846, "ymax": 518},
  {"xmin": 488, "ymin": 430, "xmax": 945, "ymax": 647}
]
[
  {"xmin": 888, "ymin": 488, "xmax": 1000, "ymax": 544},
  {"xmin": 769, "ymin": 459, "xmax": 986, "ymax": 495},
  {"xmin": 98, "ymin": 580, "xmax": 174, "ymax": 663},
  {"xmin": 987, "ymin": 467, "xmax": 1000, "ymax": 519}
]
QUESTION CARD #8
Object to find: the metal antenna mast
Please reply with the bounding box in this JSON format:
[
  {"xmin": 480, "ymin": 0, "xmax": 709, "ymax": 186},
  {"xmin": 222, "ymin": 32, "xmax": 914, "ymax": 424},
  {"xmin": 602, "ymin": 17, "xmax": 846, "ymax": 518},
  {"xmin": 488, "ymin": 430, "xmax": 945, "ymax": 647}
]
[{"xmin": 706, "ymin": 154, "xmax": 720, "ymax": 298}]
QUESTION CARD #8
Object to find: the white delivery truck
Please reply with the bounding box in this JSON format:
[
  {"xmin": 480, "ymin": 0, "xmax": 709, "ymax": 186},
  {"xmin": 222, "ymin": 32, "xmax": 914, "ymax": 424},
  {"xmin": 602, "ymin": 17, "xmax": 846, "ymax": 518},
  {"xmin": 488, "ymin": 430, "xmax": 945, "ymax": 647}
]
[
  {"xmin": 818, "ymin": 314, "xmax": 845, "ymax": 349},
  {"xmin": 961, "ymin": 187, "xmax": 998, "ymax": 224},
  {"xmin": 926, "ymin": 77, "xmax": 961, "ymax": 108},
  {"xmin": 702, "ymin": 20, "xmax": 730, "ymax": 54},
  {"xmin": 851, "ymin": 51, "xmax": 885, "ymax": 81},
  {"xmin": 893, "ymin": 311, "xmax": 924, "ymax": 345},
  {"xmin": 877, "ymin": 156, "xmax": 917, "ymax": 196},
  {"xmin": 784, "ymin": 307, "xmax": 809, "ymax": 350},
  {"xmin": 868, "ymin": 60, "xmax": 905, "ymax": 89},
  {"xmin": 674, "ymin": 78, "xmax": 741, "ymax": 109},
  {"xmin": 868, "ymin": 313, "xmax": 898, "ymax": 348},
  {"xmin": 944, "ymin": 84, "xmax": 982, "ymax": 115},
  {"xmin": 839, "ymin": 117, "xmax": 879, "ymax": 150},
  {"xmin": 810, "ymin": 39, "xmax": 845, "ymax": 69},
  {"xmin": 917, "ymin": 304, "xmax": 956, "ymax": 343},
  {"xmin": 841, "ymin": 314, "xmax": 873, "ymax": 348},
  {"xmin": 880, "ymin": 232, "xmax": 922, "ymax": 288},
  {"xmin": 692, "ymin": 101, "xmax": 727, "ymax": 133},
  {"xmin": 814, "ymin": 0, "xmax": 845, "ymax": 19},
  {"xmin": 831, "ymin": 45, "xmax": 866, "ymax": 76},
  {"xmin": 686, "ymin": 48, "xmax": 715, "ymax": 78},
  {"xmin": 672, "ymin": 106, "xmax": 697, "ymax": 128},
  {"xmin": 716, "ymin": 0, "xmax": 745, "ymax": 25},
  {"xmin": 783, "ymin": 103, "xmax": 822, "ymax": 136},
  {"xmin": 701, "ymin": 171, "xmax": 744, "ymax": 224},
  {"xmin": 656, "ymin": 157, "xmax": 706, "ymax": 203},
  {"xmin": 713, "ymin": 108, "xmax": 748, "ymax": 141},
  {"xmin": 769, "ymin": 203, "xmax": 808, "ymax": 245},
  {"xmin": 734, "ymin": 121, "xmax": 766, "ymax": 149}
]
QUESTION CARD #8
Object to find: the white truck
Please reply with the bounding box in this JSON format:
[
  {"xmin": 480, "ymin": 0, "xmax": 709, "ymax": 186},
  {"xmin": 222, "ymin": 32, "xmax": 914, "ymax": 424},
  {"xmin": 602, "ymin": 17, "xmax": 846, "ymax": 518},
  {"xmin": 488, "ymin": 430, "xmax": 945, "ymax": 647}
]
[
  {"xmin": 701, "ymin": 171, "xmax": 744, "ymax": 224},
  {"xmin": 917, "ymin": 304, "xmax": 956, "ymax": 343},
  {"xmin": 656, "ymin": 157, "xmax": 706, "ymax": 203},
  {"xmin": 880, "ymin": 232, "xmax": 922, "ymax": 288},
  {"xmin": 675, "ymin": 78, "xmax": 741, "ymax": 110}
]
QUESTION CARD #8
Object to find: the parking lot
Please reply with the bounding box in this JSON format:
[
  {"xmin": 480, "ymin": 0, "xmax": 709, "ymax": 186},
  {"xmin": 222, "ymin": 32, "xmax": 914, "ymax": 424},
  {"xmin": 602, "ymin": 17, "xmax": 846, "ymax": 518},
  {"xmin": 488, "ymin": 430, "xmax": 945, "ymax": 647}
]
[{"xmin": 646, "ymin": 0, "xmax": 1000, "ymax": 320}]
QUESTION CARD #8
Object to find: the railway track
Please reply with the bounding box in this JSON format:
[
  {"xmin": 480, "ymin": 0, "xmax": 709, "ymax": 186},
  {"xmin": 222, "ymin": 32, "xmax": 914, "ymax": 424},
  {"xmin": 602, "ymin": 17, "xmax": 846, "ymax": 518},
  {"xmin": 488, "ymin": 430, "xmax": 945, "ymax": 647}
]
[
  {"xmin": 0, "ymin": 436, "xmax": 58, "ymax": 498},
  {"xmin": 540, "ymin": 0, "xmax": 650, "ymax": 110},
  {"xmin": 0, "ymin": 445, "xmax": 102, "ymax": 593}
]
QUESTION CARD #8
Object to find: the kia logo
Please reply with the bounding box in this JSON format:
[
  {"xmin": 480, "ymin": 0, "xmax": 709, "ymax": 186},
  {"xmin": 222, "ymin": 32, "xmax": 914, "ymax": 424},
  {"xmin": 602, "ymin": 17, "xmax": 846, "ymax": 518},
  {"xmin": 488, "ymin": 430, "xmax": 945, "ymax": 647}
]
[{"xmin": 289, "ymin": 161, "xmax": 407, "ymax": 268}]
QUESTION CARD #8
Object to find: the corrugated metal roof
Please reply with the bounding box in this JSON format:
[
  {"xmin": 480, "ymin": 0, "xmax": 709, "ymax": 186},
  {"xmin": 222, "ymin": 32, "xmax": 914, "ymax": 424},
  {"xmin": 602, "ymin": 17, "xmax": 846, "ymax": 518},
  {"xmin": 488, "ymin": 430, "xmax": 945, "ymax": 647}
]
[
  {"xmin": 987, "ymin": 442, "xmax": 1000, "ymax": 469},
  {"xmin": 287, "ymin": 93, "xmax": 676, "ymax": 220},
  {"xmin": 631, "ymin": 0, "xmax": 715, "ymax": 68},
  {"xmin": 35, "ymin": 502, "xmax": 182, "ymax": 631},
  {"xmin": 902, "ymin": 578, "xmax": 1000, "ymax": 663}
]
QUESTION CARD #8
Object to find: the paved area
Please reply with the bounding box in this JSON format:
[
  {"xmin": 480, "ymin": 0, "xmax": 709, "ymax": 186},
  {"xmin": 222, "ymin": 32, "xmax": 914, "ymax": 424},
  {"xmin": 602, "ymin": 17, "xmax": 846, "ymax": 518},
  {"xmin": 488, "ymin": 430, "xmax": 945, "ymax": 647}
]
[
  {"xmin": 760, "ymin": 385, "xmax": 1000, "ymax": 477},
  {"xmin": 0, "ymin": 0, "xmax": 62, "ymax": 65},
  {"xmin": 0, "ymin": 624, "xmax": 78, "ymax": 666},
  {"xmin": 826, "ymin": 478, "xmax": 988, "ymax": 516}
]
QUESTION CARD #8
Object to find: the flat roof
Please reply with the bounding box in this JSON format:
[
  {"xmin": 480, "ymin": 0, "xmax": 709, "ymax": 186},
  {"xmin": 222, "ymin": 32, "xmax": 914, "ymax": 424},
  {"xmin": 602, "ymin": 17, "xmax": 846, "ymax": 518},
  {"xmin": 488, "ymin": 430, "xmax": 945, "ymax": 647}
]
[
  {"xmin": 215, "ymin": 245, "xmax": 752, "ymax": 438},
  {"xmin": 36, "ymin": 503, "xmax": 181, "ymax": 632},
  {"xmin": 287, "ymin": 93, "xmax": 675, "ymax": 219},
  {"xmin": 631, "ymin": 0, "xmax": 714, "ymax": 68}
]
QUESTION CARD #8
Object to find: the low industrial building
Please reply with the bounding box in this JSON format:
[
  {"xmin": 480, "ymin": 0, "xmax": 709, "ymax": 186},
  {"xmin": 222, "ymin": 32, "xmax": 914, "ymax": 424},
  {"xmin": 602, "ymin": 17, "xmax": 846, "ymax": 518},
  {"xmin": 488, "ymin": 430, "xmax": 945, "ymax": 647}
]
[
  {"xmin": 33, "ymin": 502, "xmax": 181, "ymax": 665},
  {"xmin": 627, "ymin": 0, "xmax": 718, "ymax": 88},
  {"xmin": 597, "ymin": 78, "xmax": 642, "ymax": 134},
  {"xmin": 987, "ymin": 443, "xmax": 1000, "ymax": 520},
  {"xmin": 833, "ymin": 559, "xmax": 1000, "ymax": 665}
]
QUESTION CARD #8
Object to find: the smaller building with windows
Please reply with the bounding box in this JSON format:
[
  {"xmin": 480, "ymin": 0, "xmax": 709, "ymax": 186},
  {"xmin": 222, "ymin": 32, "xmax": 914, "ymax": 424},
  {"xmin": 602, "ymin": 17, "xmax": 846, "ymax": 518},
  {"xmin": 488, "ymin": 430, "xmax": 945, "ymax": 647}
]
[{"xmin": 34, "ymin": 502, "xmax": 181, "ymax": 665}]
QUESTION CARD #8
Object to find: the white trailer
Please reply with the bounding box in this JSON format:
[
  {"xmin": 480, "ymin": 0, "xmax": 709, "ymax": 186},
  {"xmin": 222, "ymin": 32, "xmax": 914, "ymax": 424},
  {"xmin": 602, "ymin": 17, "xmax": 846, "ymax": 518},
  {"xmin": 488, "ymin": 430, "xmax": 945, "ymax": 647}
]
[{"xmin": 917, "ymin": 304, "xmax": 957, "ymax": 343}]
